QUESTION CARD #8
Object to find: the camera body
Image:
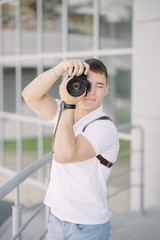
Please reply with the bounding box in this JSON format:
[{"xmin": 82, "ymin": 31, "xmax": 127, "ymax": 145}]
[{"xmin": 67, "ymin": 72, "xmax": 91, "ymax": 97}]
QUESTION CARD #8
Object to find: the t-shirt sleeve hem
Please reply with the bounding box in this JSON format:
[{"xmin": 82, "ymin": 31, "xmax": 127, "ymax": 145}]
[{"xmin": 81, "ymin": 132, "xmax": 100, "ymax": 155}]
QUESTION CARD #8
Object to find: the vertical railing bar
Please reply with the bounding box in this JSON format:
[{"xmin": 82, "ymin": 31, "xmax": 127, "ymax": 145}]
[
  {"xmin": 12, "ymin": 186, "xmax": 21, "ymax": 240},
  {"xmin": 44, "ymin": 161, "xmax": 51, "ymax": 240},
  {"xmin": 139, "ymin": 126, "xmax": 145, "ymax": 213},
  {"xmin": 15, "ymin": 186, "xmax": 20, "ymax": 207},
  {"xmin": 45, "ymin": 206, "xmax": 49, "ymax": 240}
]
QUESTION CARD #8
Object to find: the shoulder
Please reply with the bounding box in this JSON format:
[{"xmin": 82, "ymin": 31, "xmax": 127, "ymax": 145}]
[
  {"xmin": 82, "ymin": 115, "xmax": 118, "ymax": 135},
  {"xmin": 81, "ymin": 115, "xmax": 119, "ymax": 153}
]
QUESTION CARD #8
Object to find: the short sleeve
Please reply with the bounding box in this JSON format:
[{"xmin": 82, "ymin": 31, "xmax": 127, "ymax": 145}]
[{"xmin": 81, "ymin": 120, "xmax": 119, "ymax": 157}]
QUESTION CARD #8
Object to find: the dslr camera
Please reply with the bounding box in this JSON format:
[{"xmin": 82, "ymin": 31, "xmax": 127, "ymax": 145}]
[{"xmin": 67, "ymin": 71, "xmax": 91, "ymax": 97}]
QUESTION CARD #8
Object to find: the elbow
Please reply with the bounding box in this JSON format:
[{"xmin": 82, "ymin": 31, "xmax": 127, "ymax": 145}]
[
  {"xmin": 54, "ymin": 152, "xmax": 65, "ymax": 163},
  {"xmin": 54, "ymin": 151, "xmax": 74, "ymax": 164},
  {"xmin": 22, "ymin": 87, "xmax": 34, "ymax": 104},
  {"xmin": 21, "ymin": 88, "xmax": 29, "ymax": 102}
]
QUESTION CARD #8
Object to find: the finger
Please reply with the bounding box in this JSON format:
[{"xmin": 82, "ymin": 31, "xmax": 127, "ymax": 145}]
[
  {"xmin": 61, "ymin": 75, "xmax": 72, "ymax": 89},
  {"xmin": 68, "ymin": 62, "xmax": 74, "ymax": 77},
  {"xmin": 71, "ymin": 61, "xmax": 80, "ymax": 76},
  {"xmin": 76, "ymin": 61, "xmax": 85, "ymax": 76},
  {"xmin": 83, "ymin": 62, "xmax": 90, "ymax": 75},
  {"xmin": 67, "ymin": 61, "xmax": 79, "ymax": 77}
]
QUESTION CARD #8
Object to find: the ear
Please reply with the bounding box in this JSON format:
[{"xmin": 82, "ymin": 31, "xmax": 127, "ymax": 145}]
[{"xmin": 105, "ymin": 84, "xmax": 109, "ymax": 96}]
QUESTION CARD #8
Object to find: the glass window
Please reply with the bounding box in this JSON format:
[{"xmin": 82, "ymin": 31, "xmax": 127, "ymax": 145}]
[
  {"xmin": 101, "ymin": 55, "xmax": 131, "ymax": 125},
  {"xmin": 4, "ymin": 121, "xmax": 17, "ymax": 170},
  {"xmin": 43, "ymin": 59, "xmax": 61, "ymax": 100},
  {"xmin": 21, "ymin": 0, "xmax": 37, "ymax": 54},
  {"xmin": 4, "ymin": 67, "xmax": 16, "ymax": 113},
  {"xmin": 43, "ymin": 0, "xmax": 62, "ymax": 53},
  {"xmin": 22, "ymin": 122, "xmax": 38, "ymax": 166},
  {"xmin": 2, "ymin": 2, "xmax": 16, "ymax": 55},
  {"xmin": 22, "ymin": 66, "xmax": 37, "ymax": 116},
  {"xmin": 68, "ymin": 0, "xmax": 93, "ymax": 51},
  {"xmin": 100, "ymin": 0, "xmax": 132, "ymax": 49}
]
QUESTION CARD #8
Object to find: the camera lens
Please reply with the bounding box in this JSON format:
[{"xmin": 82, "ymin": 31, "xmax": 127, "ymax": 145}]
[
  {"xmin": 71, "ymin": 81, "xmax": 81, "ymax": 91},
  {"xmin": 67, "ymin": 78, "xmax": 86, "ymax": 97}
]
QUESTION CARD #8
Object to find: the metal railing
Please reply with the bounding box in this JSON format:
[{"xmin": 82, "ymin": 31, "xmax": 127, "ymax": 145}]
[
  {"xmin": 0, "ymin": 115, "xmax": 144, "ymax": 239},
  {"xmin": 0, "ymin": 152, "xmax": 52, "ymax": 240},
  {"xmin": 116, "ymin": 124, "xmax": 144, "ymax": 213}
]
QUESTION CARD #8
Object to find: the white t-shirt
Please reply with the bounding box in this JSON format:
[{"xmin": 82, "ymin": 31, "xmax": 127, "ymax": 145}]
[{"xmin": 44, "ymin": 100, "xmax": 119, "ymax": 224}]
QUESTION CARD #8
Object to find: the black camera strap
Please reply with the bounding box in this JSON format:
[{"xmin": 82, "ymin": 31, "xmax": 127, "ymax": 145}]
[
  {"xmin": 52, "ymin": 111, "xmax": 62, "ymax": 154},
  {"xmin": 52, "ymin": 113, "xmax": 113, "ymax": 168},
  {"xmin": 82, "ymin": 116, "xmax": 113, "ymax": 168}
]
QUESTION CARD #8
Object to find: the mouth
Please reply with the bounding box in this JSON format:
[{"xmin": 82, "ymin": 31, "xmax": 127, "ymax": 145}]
[{"xmin": 84, "ymin": 98, "xmax": 96, "ymax": 101}]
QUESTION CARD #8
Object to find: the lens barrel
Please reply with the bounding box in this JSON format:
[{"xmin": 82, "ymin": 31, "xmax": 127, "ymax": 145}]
[{"xmin": 67, "ymin": 74, "xmax": 91, "ymax": 97}]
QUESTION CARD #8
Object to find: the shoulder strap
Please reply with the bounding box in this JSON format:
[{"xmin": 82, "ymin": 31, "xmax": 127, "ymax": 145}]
[
  {"xmin": 82, "ymin": 115, "xmax": 113, "ymax": 168},
  {"xmin": 82, "ymin": 116, "xmax": 112, "ymax": 132}
]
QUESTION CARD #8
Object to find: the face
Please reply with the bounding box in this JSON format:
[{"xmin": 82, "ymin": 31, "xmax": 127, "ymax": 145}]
[{"xmin": 77, "ymin": 70, "xmax": 109, "ymax": 112}]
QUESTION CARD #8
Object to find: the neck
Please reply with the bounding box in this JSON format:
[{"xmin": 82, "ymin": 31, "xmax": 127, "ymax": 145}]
[{"xmin": 74, "ymin": 107, "xmax": 96, "ymax": 124}]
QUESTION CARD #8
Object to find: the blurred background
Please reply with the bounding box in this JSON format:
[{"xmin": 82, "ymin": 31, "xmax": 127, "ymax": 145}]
[{"xmin": 0, "ymin": 0, "xmax": 160, "ymax": 239}]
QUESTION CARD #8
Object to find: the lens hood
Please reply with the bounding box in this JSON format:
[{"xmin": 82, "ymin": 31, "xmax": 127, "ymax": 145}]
[{"xmin": 67, "ymin": 73, "xmax": 91, "ymax": 97}]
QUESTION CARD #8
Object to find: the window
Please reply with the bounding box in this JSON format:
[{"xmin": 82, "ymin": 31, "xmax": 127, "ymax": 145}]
[
  {"xmin": 101, "ymin": 55, "xmax": 131, "ymax": 125},
  {"xmin": 100, "ymin": 0, "xmax": 132, "ymax": 49},
  {"xmin": 68, "ymin": 0, "xmax": 93, "ymax": 51}
]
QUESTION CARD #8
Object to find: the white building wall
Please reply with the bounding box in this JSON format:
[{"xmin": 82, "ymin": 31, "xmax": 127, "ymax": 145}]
[{"xmin": 131, "ymin": 0, "xmax": 160, "ymax": 210}]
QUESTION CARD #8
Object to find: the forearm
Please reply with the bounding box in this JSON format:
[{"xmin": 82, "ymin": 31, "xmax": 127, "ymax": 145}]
[
  {"xmin": 54, "ymin": 109, "xmax": 77, "ymax": 162},
  {"xmin": 22, "ymin": 63, "xmax": 65, "ymax": 101}
]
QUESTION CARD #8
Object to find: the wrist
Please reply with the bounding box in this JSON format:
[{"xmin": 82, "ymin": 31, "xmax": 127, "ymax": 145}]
[
  {"xmin": 52, "ymin": 63, "xmax": 66, "ymax": 79},
  {"xmin": 60, "ymin": 101, "xmax": 76, "ymax": 111},
  {"xmin": 52, "ymin": 67, "xmax": 59, "ymax": 79}
]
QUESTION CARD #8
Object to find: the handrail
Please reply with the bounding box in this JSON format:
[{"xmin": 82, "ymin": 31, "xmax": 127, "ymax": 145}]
[
  {"xmin": 0, "ymin": 152, "xmax": 52, "ymax": 240},
  {"xmin": 0, "ymin": 152, "xmax": 52, "ymax": 200}
]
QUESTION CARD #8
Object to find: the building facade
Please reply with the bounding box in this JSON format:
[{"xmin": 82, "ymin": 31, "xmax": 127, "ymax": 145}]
[{"xmin": 0, "ymin": 0, "xmax": 159, "ymax": 211}]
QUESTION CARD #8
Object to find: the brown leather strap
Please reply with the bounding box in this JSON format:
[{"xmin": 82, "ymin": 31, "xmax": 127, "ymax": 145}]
[
  {"xmin": 96, "ymin": 154, "xmax": 113, "ymax": 168},
  {"xmin": 82, "ymin": 116, "xmax": 113, "ymax": 168},
  {"xmin": 82, "ymin": 116, "xmax": 112, "ymax": 132}
]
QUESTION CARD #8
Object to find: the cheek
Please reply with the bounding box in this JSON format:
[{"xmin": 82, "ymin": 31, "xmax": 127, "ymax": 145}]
[
  {"xmin": 97, "ymin": 89, "xmax": 106, "ymax": 97},
  {"xmin": 95, "ymin": 93, "xmax": 104, "ymax": 103}
]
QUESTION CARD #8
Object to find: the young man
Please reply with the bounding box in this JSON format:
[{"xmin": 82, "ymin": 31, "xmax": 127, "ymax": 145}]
[{"xmin": 22, "ymin": 59, "xmax": 119, "ymax": 240}]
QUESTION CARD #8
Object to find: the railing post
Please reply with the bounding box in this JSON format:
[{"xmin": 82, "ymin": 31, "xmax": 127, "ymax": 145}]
[
  {"xmin": 139, "ymin": 126, "xmax": 145, "ymax": 214},
  {"xmin": 45, "ymin": 206, "xmax": 49, "ymax": 240},
  {"xmin": 12, "ymin": 187, "xmax": 22, "ymax": 240}
]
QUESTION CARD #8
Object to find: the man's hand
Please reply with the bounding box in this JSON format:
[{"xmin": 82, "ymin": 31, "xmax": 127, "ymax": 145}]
[
  {"xmin": 58, "ymin": 59, "xmax": 90, "ymax": 105},
  {"xmin": 58, "ymin": 59, "xmax": 90, "ymax": 78},
  {"xmin": 59, "ymin": 75, "xmax": 85, "ymax": 105}
]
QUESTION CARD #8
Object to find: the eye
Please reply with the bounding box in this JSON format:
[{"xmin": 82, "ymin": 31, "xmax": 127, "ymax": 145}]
[
  {"xmin": 96, "ymin": 83, "xmax": 105, "ymax": 88},
  {"xmin": 97, "ymin": 85, "xmax": 103, "ymax": 88}
]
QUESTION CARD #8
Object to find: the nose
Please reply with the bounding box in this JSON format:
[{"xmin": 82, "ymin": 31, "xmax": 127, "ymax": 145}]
[{"xmin": 88, "ymin": 86, "xmax": 95, "ymax": 95}]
